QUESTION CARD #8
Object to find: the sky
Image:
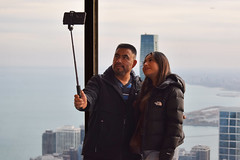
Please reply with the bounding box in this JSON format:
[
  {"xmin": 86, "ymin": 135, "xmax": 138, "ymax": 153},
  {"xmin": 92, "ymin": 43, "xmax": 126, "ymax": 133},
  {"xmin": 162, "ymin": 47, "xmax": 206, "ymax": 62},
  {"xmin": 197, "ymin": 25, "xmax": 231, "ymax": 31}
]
[{"xmin": 1, "ymin": 0, "xmax": 240, "ymax": 73}]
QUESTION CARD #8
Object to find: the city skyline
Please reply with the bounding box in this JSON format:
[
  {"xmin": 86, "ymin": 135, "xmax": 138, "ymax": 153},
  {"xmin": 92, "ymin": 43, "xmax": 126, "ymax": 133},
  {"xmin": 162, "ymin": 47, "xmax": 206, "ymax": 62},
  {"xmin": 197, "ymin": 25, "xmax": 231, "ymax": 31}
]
[
  {"xmin": 179, "ymin": 145, "xmax": 210, "ymax": 160},
  {"xmin": 39, "ymin": 125, "xmax": 84, "ymax": 160},
  {"xmin": 40, "ymin": 124, "xmax": 212, "ymax": 160},
  {"xmin": 1, "ymin": 0, "xmax": 240, "ymax": 71}
]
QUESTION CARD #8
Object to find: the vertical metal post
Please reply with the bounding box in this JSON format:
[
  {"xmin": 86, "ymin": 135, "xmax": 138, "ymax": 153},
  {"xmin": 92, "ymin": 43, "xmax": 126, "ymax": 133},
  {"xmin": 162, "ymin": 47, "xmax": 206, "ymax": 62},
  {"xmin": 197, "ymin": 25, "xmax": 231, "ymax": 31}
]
[{"xmin": 84, "ymin": 0, "xmax": 98, "ymax": 133}]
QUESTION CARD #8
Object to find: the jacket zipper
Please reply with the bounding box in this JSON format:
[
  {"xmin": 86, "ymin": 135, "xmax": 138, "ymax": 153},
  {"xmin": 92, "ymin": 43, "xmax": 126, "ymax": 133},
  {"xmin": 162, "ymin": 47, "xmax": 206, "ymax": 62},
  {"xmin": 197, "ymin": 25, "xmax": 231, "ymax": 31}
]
[
  {"xmin": 95, "ymin": 119, "xmax": 104, "ymax": 152},
  {"xmin": 120, "ymin": 117, "xmax": 126, "ymax": 160},
  {"xmin": 122, "ymin": 117, "xmax": 126, "ymax": 140}
]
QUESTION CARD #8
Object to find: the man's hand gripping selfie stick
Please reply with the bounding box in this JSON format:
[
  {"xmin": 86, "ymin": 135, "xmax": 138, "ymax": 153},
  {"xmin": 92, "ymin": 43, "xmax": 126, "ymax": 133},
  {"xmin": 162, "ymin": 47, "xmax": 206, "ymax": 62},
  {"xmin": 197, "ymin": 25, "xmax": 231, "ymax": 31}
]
[{"xmin": 63, "ymin": 11, "xmax": 86, "ymax": 97}]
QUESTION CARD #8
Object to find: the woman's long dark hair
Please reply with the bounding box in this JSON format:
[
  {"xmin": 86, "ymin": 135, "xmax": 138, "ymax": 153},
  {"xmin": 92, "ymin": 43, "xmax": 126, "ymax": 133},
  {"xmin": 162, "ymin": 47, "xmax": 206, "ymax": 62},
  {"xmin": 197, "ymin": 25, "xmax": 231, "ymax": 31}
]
[
  {"xmin": 130, "ymin": 52, "xmax": 171, "ymax": 151},
  {"xmin": 137, "ymin": 51, "xmax": 171, "ymax": 112}
]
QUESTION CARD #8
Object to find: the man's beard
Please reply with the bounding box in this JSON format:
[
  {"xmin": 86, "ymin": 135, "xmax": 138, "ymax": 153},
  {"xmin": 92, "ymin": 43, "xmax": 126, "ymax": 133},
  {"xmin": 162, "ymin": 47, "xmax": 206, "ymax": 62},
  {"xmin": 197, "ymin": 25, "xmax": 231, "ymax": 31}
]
[
  {"xmin": 113, "ymin": 64, "xmax": 126, "ymax": 77},
  {"xmin": 114, "ymin": 69, "xmax": 126, "ymax": 76}
]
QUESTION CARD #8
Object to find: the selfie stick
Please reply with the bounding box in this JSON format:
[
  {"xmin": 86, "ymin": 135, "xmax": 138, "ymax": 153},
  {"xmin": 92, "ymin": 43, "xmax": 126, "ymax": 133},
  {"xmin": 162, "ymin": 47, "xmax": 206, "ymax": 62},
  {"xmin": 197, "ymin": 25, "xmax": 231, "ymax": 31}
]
[
  {"xmin": 68, "ymin": 25, "xmax": 81, "ymax": 97},
  {"xmin": 63, "ymin": 11, "xmax": 86, "ymax": 97}
]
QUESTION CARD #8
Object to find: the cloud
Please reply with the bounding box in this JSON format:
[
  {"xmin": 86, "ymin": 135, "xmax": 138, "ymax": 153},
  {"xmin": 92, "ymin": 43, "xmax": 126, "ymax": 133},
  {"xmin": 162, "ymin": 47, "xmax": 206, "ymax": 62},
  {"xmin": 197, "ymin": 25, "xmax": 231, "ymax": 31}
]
[
  {"xmin": 98, "ymin": 0, "xmax": 240, "ymax": 70},
  {"xmin": 1, "ymin": 0, "xmax": 240, "ymax": 69}
]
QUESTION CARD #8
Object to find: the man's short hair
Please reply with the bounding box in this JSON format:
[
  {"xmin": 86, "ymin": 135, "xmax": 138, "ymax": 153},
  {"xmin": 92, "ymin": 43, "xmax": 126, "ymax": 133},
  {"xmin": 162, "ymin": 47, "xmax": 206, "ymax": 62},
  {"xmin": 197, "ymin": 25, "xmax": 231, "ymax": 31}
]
[{"xmin": 116, "ymin": 43, "xmax": 137, "ymax": 56}]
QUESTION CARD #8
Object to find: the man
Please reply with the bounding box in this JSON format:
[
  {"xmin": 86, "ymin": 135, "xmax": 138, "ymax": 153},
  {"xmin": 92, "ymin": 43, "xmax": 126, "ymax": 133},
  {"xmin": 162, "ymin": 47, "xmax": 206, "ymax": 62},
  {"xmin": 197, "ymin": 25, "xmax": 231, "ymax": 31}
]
[{"xmin": 74, "ymin": 43, "xmax": 142, "ymax": 160}]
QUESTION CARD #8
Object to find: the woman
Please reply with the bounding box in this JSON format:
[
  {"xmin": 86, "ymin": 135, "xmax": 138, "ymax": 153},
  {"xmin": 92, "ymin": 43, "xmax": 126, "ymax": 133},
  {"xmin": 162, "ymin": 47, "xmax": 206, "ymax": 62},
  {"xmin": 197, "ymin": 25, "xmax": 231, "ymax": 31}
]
[{"xmin": 130, "ymin": 52, "xmax": 185, "ymax": 160}]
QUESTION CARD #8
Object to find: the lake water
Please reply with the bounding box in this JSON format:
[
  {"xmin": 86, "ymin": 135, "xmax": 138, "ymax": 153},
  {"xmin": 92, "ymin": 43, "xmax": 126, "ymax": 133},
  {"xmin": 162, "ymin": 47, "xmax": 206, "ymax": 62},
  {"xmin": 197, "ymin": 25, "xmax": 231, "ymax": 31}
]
[{"xmin": 1, "ymin": 67, "xmax": 240, "ymax": 160}]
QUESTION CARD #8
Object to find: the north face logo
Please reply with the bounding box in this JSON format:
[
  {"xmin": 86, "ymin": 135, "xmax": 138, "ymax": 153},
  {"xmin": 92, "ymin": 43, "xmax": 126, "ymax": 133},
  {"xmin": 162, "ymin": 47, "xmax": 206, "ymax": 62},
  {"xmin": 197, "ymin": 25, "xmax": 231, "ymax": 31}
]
[{"xmin": 154, "ymin": 101, "xmax": 162, "ymax": 107}]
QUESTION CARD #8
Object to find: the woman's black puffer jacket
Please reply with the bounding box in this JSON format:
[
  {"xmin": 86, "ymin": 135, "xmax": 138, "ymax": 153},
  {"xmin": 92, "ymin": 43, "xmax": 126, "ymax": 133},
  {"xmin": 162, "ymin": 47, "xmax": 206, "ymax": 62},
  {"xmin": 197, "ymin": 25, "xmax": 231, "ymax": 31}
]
[{"xmin": 142, "ymin": 74, "xmax": 185, "ymax": 160}]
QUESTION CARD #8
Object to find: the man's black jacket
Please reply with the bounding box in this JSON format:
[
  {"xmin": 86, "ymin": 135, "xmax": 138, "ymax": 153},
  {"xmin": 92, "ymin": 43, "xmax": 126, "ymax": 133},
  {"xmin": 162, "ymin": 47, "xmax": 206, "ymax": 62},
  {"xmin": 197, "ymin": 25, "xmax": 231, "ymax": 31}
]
[{"xmin": 80, "ymin": 66, "xmax": 142, "ymax": 160}]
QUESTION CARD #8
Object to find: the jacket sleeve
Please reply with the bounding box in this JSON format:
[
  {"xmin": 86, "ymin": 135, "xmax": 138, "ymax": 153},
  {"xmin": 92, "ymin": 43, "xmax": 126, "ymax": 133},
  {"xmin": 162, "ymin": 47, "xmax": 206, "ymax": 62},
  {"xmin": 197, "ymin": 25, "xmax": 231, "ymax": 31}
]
[
  {"xmin": 159, "ymin": 87, "xmax": 184, "ymax": 159},
  {"xmin": 79, "ymin": 75, "xmax": 101, "ymax": 111}
]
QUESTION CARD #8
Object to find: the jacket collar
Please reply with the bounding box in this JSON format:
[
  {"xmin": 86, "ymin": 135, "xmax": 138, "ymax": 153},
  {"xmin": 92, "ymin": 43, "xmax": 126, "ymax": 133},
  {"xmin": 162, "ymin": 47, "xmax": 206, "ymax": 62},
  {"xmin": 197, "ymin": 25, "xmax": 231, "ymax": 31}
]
[
  {"xmin": 101, "ymin": 66, "xmax": 142, "ymax": 104},
  {"xmin": 102, "ymin": 65, "xmax": 141, "ymax": 87},
  {"xmin": 156, "ymin": 73, "xmax": 185, "ymax": 93}
]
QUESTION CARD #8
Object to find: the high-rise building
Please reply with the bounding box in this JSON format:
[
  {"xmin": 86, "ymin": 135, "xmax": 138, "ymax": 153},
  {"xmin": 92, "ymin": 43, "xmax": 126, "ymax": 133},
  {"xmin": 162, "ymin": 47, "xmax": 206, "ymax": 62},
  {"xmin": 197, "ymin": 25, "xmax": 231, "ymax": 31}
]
[
  {"xmin": 42, "ymin": 130, "xmax": 56, "ymax": 155},
  {"xmin": 140, "ymin": 34, "xmax": 158, "ymax": 80},
  {"xmin": 219, "ymin": 107, "xmax": 240, "ymax": 160},
  {"xmin": 78, "ymin": 145, "xmax": 83, "ymax": 160},
  {"xmin": 191, "ymin": 145, "xmax": 210, "ymax": 160},
  {"xmin": 179, "ymin": 145, "xmax": 210, "ymax": 160},
  {"xmin": 30, "ymin": 153, "xmax": 63, "ymax": 160},
  {"xmin": 55, "ymin": 125, "xmax": 81, "ymax": 154},
  {"xmin": 80, "ymin": 125, "xmax": 85, "ymax": 145},
  {"xmin": 63, "ymin": 148, "xmax": 78, "ymax": 160}
]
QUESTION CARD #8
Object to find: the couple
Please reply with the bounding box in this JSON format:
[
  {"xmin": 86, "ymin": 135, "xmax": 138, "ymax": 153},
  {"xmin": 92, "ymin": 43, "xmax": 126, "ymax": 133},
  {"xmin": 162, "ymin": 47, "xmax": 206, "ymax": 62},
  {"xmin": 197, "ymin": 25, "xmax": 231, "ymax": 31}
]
[{"xmin": 74, "ymin": 43, "xmax": 185, "ymax": 160}]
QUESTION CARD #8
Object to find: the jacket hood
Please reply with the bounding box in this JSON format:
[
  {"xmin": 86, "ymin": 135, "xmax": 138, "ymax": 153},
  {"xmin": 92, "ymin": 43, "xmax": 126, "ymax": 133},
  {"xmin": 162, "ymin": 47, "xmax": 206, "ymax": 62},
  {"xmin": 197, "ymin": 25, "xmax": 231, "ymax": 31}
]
[{"xmin": 157, "ymin": 74, "xmax": 185, "ymax": 93}]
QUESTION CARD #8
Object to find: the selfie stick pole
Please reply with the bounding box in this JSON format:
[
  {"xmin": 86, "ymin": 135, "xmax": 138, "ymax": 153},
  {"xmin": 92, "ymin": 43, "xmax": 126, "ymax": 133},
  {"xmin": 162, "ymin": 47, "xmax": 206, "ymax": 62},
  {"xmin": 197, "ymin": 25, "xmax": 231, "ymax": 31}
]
[{"xmin": 68, "ymin": 24, "xmax": 81, "ymax": 97}]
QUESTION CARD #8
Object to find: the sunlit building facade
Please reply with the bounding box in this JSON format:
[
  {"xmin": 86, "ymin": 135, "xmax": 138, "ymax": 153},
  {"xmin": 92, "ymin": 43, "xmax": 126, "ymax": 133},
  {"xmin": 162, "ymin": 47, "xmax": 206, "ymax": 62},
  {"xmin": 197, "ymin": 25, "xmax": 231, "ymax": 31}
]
[
  {"xmin": 140, "ymin": 34, "xmax": 158, "ymax": 80},
  {"xmin": 219, "ymin": 107, "xmax": 240, "ymax": 160},
  {"xmin": 179, "ymin": 145, "xmax": 210, "ymax": 160},
  {"xmin": 191, "ymin": 145, "xmax": 210, "ymax": 160},
  {"xmin": 55, "ymin": 125, "xmax": 81, "ymax": 154}
]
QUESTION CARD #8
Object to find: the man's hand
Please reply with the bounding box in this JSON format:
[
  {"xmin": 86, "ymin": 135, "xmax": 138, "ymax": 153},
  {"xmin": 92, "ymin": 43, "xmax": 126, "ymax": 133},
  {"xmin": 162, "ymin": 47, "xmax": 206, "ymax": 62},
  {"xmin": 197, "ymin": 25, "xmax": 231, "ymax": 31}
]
[
  {"xmin": 74, "ymin": 90, "xmax": 87, "ymax": 110},
  {"xmin": 183, "ymin": 115, "xmax": 187, "ymax": 119}
]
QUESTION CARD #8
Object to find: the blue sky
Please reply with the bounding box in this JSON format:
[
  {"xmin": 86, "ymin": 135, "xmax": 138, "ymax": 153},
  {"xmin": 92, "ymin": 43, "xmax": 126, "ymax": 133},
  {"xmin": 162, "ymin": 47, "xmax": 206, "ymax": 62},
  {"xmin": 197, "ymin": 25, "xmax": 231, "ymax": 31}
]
[{"xmin": 1, "ymin": 0, "xmax": 240, "ymax": 72}]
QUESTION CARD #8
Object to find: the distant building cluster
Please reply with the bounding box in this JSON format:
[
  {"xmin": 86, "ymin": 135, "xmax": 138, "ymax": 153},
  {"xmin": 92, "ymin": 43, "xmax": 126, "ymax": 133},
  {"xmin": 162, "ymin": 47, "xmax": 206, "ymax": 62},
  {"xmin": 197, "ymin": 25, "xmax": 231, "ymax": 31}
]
[
  {"xmin": 178, "ymin": 145, "xmax": 210, "ymax": 160},
  {"xmin": 30, "ymin": 125, "xmax": 84, "ymax": 160}
]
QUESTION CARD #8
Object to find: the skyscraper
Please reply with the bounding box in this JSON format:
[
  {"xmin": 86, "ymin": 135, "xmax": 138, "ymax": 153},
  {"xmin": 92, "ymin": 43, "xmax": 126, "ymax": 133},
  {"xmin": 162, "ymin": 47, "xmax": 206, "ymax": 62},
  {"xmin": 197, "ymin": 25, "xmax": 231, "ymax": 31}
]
[
  {"xmin": 219, "ymin": 107, "xmax": 240, "ymax": 160},
  {"xmin": 42, "ymin": 130, "xmax": 56, "ymax": 155},
  {"xmin": 179, "ymin": 145, "xmax": 210, "ymax": 160},
  {"xmin": 140, "ymin": 34, "xmax": 158, "ymax": 80},
  {"xmin": 191, "ymin": 145, "xmax": 210, "ymax": 160},
  {"xmin": 80, "ymin": 126, "xmax": 85, "ymax": 145},
  {"xmin": 63, "ymin": 148, "xmax": 79, "ymax": 160},
  {"xmin": 55, "ymin": 125, "xmax": 81, "ymax": 154}
]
